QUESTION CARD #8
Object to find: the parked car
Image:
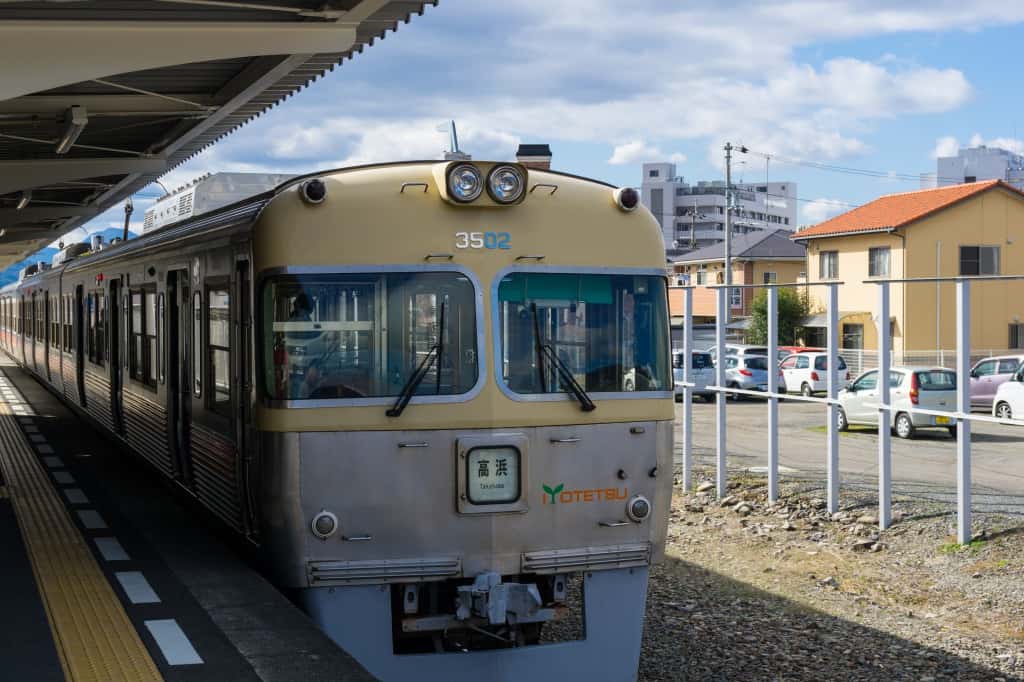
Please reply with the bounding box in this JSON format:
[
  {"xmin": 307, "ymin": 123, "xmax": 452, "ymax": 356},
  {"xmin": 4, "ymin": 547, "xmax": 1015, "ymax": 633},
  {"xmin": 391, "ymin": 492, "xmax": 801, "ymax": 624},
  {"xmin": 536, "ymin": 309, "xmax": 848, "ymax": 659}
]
[
  {"xmin": 837, "ymin": 366, "xmax": 957, "ymax": 439},
  {"xmin": 673, "ymin": 350, "xmax": 715, "ymax": 402},
  {"xmin": 707, "ymin": 344, "xmax": 768, "ymax": 365},
  {"xmin": 992, "ymin": 363, "xmax": 1024, "ymax": 420},
  {"xmin": 780, "ymin": 352, "xmax": 852, "ymax": 397},
  {"xmin": 723, "ymin": 355, "xmax": 786, "ymax": 399},
  {"xmin": 970, "ymin": 355, "xmax": 1024, "ymax": 410}
]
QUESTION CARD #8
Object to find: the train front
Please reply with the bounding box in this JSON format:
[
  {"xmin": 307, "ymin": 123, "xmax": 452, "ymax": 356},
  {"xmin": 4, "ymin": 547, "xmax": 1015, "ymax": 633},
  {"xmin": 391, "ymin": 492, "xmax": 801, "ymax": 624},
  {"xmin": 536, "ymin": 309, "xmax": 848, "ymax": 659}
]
[{"xmin": 252, "ymin": 161, "xmax": 673, "ymax": 681}]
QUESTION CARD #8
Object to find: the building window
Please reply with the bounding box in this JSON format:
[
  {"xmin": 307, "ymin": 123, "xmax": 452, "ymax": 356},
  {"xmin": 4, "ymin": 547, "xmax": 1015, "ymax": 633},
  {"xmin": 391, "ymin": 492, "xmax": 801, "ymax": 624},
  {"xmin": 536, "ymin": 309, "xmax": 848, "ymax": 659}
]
[
  {"xmin": 207, "ymin": 287, "xmax": 231, "ymax": 418},
  {"xmin": 868, "ymin": 246, "xmax": 890, "ymax": 277},
  {"xmin": 763, "ymin": 272, "xmax": 777, "ymax": 284},
  {"xmin": 696, "ymin": 264, "xmax": 707, "ymax": 285},
  {"xmin": 964, "ymin": 175, "xmax": 976, "ymax": 183},
  {"xmin": 959, "ymin": 245, "xmax": 1000, "ymax": 276},
  {"xmin": 729, "ymin": 287, "xmax": 741, "ymax": 308},
  {"xmin": 1011, "ymin": 323, "xmax": 1024, "ymax": 349},
  {"xmin": 649, "ymin": 169, "xmax": 659, "ymax": 178},
  {"xmin": 819, "ymin": 250, "xmax": 839, "ymax": 279}
]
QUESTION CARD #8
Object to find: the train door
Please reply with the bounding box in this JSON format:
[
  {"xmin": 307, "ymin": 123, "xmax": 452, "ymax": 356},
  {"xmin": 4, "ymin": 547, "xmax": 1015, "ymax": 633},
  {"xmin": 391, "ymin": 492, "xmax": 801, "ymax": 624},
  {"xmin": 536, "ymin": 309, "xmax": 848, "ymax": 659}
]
[
  {"xmin": 29, "ymin": 291, "xmax": 37, "ymax": 372},
  {"xmin": 236, "ymin": 259, "xmax": 256, "ymax": 533},
  {"xmin": 167, "ymin": 269, "xmax": 192, "ymax": 483},
  {"xmin": 44, "ymin": 294, "xmax": 51, "ymax": 380},
  {"xmin": 109, "ymin": 280, "xmax": 123, "ymax": 432},
  {"xmin": 74, "ymin": 285, "xmax": 86, "ymax": 406}
]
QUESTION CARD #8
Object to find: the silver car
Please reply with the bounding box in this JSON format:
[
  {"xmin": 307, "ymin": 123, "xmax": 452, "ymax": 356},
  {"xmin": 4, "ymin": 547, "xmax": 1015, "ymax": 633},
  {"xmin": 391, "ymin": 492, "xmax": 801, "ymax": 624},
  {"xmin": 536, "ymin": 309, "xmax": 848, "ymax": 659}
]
[
  {"xmin": 673, "ymin": 350, "xmax": 714, "ymax": 402},
  {"xmin": 723, "ymin": 355, "xmax": 786, "ymax": 399}
]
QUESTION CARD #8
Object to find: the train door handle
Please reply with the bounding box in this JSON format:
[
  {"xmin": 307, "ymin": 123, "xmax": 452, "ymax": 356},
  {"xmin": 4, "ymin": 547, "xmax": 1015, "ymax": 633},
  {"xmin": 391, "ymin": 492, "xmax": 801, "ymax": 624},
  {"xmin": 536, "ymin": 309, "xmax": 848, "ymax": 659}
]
[
  {"xmin": 598, "ymin": 520, "xmax": 630, "ymax": 528},
  {"xmin": 343, "ymin": 535, "xmax": 373, "ymax": 542},
  {"xmin": 549, "ymin": 437, "xmax": 580, "ymax": 444}
]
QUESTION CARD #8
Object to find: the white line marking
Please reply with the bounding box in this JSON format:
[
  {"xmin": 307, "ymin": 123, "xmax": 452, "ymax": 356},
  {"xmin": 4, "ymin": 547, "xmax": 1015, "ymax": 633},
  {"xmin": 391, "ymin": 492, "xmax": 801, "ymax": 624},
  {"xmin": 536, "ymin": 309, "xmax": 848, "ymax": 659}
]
[
  {"xmin": 94, "ymin": 537, "xmax": 130, "ymax": 561},
  {"xmin": 53, "ymin": 471, "xmax": 75, "ymax": 485},
  {"xmin": 115, "ymin": 572, "xmax": 161, "ymax": 605},
  {"xmin": 76, "ymin": 509, "xmax": 107, "ymax": 530},
  {"xmin": 36, "ymin": 444, "xmax": 54, "ymax": 454},
  {"xmin": 144, "ymin": 620, "xmax": 203, "ymax": 665},
  {"xmin": 43, "ymin": 456, "xmax": 62, "ymax": 468},
  {"xmin": 63, "ymin": 488, "xmax": 89, "ymax": 505}
]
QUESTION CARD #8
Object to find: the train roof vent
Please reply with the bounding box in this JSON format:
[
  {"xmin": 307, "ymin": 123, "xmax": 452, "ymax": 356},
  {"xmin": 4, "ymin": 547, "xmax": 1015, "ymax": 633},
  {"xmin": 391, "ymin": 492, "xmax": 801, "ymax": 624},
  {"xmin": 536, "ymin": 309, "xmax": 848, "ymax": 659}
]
[
  {"xmin": 52, "ymin": 242, "xmax": 90, "ymax": 266},
  {"xmin": 19, "ymin": 263, "xmax": 39, "ymax": 280},
  {"xmin": 142, "ymin": 171, "xmax": 294, "ymax": 234}
]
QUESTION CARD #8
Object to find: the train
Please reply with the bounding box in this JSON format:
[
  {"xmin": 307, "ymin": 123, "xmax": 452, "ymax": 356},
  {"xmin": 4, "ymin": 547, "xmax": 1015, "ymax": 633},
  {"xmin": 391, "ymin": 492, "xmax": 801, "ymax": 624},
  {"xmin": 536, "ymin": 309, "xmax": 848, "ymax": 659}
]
[{"xmin": 0, "ymin": 160, "xmax": 674, "ymax": 680}]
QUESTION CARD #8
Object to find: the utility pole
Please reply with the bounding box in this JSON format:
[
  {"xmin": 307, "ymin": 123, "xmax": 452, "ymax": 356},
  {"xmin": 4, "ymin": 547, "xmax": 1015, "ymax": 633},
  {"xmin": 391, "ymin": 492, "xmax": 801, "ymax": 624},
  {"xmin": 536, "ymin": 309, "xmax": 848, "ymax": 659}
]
[
  {"xmin": 682, "ymin": 199, "xmax": 706, "ymax": 250},
  {"xmin": 724, "ymin": 142, "xmax": 733, "ymax": 328}
]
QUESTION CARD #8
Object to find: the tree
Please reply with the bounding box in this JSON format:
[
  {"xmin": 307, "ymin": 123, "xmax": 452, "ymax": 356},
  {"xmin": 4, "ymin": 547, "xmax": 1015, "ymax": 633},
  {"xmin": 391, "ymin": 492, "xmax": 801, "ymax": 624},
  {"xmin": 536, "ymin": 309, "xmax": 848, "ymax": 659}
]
[{"xmin": 745, "ymin": 288, "xmax": 809, "ymax": 346}]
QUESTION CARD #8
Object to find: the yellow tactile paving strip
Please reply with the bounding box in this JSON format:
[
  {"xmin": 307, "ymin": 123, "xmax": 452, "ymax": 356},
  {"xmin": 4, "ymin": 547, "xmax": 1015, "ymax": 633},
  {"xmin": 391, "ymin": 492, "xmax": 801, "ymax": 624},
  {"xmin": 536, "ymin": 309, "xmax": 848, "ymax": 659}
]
[{"xmin": 0, "ymin": 381, "xmax": 162, "ymax": 682}]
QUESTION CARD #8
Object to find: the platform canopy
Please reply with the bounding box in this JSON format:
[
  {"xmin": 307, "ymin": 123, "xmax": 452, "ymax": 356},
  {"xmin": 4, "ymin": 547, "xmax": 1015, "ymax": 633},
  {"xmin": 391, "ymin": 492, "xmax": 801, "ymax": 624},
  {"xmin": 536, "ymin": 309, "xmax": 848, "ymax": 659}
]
[{"xmin": 0, "ymin": 0, "xmax": 436, "ymax": 269}]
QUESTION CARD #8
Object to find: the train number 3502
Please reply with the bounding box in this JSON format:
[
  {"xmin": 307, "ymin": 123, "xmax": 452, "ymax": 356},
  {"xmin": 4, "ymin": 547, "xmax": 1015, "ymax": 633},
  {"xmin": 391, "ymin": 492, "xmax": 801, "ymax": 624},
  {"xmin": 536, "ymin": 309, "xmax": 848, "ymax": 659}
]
[{"xmin": 454, "ymin": 231, "xmax": 511, "ymax": 250}]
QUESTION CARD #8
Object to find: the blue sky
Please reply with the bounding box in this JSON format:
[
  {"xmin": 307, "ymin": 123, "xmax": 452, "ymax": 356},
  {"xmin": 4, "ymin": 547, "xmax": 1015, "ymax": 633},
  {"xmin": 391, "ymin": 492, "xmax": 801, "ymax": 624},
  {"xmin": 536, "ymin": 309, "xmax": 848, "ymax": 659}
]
[{"xmin": 64, "ymin": 0, "xmax": 1024, "ymax": 243}]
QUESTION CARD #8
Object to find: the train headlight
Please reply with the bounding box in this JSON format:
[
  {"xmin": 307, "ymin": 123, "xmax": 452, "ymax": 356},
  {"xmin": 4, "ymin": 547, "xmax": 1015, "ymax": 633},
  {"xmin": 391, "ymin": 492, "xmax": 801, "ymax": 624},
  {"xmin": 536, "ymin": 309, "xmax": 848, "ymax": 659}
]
[
  {"xmin": 486, "ymin": 165, "xmax": 525, "ymax": 204},
  {"xmin": 447, "ymin": 164, "xmax": 484, "ymax": 203},
  {"xmin": 626, "ymin": 494, "xmax": 651, "ymax": 523},
  {"xmin": 311, "ymin": 510, "xmax": 338, "ymax": 540}
]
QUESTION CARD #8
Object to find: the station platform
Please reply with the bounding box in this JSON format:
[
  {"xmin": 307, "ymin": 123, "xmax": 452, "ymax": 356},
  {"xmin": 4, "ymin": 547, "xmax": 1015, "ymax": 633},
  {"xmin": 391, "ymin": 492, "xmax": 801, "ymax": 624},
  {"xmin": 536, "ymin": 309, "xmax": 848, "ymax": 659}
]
[{"xmin": 0, "ymin": 357, "xmax": 374, "ymax": 682}]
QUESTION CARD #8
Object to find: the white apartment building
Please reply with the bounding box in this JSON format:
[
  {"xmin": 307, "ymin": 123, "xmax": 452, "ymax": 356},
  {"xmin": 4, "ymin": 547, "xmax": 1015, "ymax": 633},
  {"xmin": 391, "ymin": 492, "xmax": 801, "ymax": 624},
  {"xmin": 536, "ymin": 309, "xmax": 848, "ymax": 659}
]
[
  {"xmin": 935, "ymin": 145, "xmax": 1024, "ymax": 191},
  {"xmin": 641, "ymin": 162, "xmax": 797, "ymax": 257}
]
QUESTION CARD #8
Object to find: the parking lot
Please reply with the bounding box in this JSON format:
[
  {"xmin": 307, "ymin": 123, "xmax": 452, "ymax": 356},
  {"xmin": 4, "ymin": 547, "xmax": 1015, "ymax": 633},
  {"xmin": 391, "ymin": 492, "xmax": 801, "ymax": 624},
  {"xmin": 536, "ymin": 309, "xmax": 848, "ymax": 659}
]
[{"xmin": 675, "ymin": 397, "xmax": 1024, "ymax": 514}]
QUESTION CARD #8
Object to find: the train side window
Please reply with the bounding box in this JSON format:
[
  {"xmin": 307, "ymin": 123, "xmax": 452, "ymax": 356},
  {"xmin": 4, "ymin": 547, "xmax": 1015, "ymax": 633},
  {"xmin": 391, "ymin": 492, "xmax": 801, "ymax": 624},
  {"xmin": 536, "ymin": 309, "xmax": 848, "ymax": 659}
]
[
  {"xmin": 129, "ymin": 288, "xmax": 157, "ymax": 389},
  {"xmin": 146, "ymin": 290, "xmax": 157, "ymax": 386},
  {"xmin": 193, "ymin": 292, "xmax": 202, "ymax": 397},
  {"xmin": 207, "ymin": 286, "xmax": 231, "ymax": 418},
  {"xmin": 130, "ymin": 291, "xmax": 143, "ymax": 381},
  {"xmin": 96, "ymin": 294, "xmax": 106, "ymax": 368}
]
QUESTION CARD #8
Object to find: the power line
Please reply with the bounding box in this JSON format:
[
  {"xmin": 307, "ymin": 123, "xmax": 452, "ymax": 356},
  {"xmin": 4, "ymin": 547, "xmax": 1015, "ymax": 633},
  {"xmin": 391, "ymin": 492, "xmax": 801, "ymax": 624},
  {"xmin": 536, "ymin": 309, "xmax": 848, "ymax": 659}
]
[{"xmin": 737, "ymin": 147, "xmax": 966, "ymax": 185}]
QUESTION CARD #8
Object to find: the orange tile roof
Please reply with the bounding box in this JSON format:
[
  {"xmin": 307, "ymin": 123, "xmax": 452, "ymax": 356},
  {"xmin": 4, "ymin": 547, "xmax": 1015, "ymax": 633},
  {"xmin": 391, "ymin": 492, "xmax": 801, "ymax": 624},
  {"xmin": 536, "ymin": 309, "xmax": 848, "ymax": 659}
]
[{"xmin": 792, "ymin": 180, "xmax": 1024, "ymax": 240}]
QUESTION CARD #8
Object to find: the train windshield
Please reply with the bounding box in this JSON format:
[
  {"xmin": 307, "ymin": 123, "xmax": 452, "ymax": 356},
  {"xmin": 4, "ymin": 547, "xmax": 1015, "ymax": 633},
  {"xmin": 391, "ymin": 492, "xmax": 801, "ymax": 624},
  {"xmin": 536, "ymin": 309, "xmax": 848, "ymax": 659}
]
[
  {"xmin": 497, "ymin": 272, "xmax": 670, "ymax": 395},
  {"xmin": 262, "ymin": 272, "xmax": 478, "ymax": 401}
]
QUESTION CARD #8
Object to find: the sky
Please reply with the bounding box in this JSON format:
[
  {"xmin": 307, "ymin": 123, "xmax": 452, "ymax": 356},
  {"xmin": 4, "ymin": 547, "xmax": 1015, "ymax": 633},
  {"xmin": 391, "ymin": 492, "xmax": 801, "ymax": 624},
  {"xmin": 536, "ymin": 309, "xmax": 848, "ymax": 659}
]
[{"xmin": 61, "ymin": 0, "xmax": 1024, "ymax": 244}]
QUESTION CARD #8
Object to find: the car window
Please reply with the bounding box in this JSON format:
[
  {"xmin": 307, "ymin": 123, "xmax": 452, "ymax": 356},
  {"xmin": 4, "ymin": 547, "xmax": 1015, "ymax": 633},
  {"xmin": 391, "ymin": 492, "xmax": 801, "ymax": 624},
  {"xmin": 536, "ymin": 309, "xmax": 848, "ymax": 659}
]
[
  {"xmin": 781, "ymin": 356, "xmax": 797, "ymax": 369},
  {"xmin": 998, "ymin": 359, "xmax": 1021, "ymax": 374},
  {"xmin": 916, "ymin": 370, "xmax": 956, "ymax": 390},
  {"xmin": 890, "ymin": 371, "xmax": 904, "ymax": 387},
  {"xmin": 795, "ymin": 355, "xmax": 809, "ymax": 369},
  {"xmin": 853, "ymin": 371, "xmax": 877, "ymax": 391},
  {"xmin": 973, "ymin": 360, "xmax": 997, "ymax": 377},
  {"xmin": 814, "ymin": 355, "xmax": 847, "ymax": 370},
  {"xmin": 726, "ymin": 357, "xmax": 738, "ymax": 368},
  {"xmin": 744, "ymin": 347, "xmax": 768, "ymax": 356},
  {"xmin": 745, "ymin": 357, "xmax": 768, "ymax": 371},
  {"xmin": 692, "ymin": 352, "xmax": 712, "ymax": 369}
]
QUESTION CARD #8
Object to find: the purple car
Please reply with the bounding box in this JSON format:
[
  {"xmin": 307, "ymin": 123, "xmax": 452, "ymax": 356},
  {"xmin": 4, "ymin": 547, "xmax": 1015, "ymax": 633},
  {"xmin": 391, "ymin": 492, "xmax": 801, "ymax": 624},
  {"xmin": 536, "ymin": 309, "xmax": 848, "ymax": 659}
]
[{"xmin": 970, "ymin": 355, "xmax": 1024, "ymax": 409}]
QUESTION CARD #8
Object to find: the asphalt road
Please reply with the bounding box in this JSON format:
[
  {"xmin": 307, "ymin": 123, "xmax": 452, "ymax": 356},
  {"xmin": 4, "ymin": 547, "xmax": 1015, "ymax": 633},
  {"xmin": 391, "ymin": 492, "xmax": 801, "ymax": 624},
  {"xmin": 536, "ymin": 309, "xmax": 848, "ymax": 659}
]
[{"xmin": 674, "ymin": 397, "xmax": 1024, "ymax": 515}]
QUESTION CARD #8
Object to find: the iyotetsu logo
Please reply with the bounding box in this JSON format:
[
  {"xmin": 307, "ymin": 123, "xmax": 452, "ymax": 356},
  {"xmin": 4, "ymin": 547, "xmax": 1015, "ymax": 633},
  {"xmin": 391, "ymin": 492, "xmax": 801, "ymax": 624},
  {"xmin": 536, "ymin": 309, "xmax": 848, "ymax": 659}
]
[{"xmin": 542, "ymin": 483, "xmax": 628, "ymax": 505}]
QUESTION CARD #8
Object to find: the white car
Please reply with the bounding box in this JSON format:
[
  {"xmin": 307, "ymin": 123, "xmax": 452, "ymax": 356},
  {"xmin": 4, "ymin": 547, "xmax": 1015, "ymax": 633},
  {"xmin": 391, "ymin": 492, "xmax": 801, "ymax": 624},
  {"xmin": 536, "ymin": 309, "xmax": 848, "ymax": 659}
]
[
  {"xmin": 673, "ymin": 350, "xmax": 714, "ymax": 402},
  {"xmin": 992, "ymin": 364, "xmax": 1024, "ymax": 420},
  {"xmin": 837, "ymin": 366, "xmax": 957, "ymax": 439},
  {"xmin": 780, "ymin": 352, "xmax": 852, "ymax": 397},
  {"xmin": 707, "ymin": 344, "xmax": 768, "ymax": 365}
]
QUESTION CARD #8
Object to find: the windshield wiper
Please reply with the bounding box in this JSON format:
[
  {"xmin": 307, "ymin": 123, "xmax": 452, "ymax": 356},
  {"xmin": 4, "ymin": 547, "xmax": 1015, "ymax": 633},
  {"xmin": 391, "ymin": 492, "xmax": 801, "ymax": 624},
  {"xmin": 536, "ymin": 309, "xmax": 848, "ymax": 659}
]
[
  {"xmin": 387, "ymin": 300, "xmax": 446, "ymax": 418},
  {"xmin": 530, "ymin": 303, "xmax": 596, "ymax": 412}
]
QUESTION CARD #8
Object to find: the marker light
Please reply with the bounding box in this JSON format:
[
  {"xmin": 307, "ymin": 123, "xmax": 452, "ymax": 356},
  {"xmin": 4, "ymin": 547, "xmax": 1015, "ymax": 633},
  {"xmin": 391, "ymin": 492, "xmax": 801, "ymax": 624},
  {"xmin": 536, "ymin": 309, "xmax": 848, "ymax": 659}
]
[
  {"xmin": 311, "ymin": 510, "xmax": 338, "ymax": 540},
  {"xmin": 487, "ymin": 165, "xmax": 525, "ymax": 204},
  {"xmin": 614, "ymin": 187, "xmax": 640, "ymax": 212},
  {"xmin": 299, "ymin": 178, "xmax": 327, "ymax": 204},
  {"xmin": 447, "ymin": 164, "xmax": 484, "ymax": 203},
  {"xmin": 626, "ymin": 494, "xmax": 651, "ymax": 523}
]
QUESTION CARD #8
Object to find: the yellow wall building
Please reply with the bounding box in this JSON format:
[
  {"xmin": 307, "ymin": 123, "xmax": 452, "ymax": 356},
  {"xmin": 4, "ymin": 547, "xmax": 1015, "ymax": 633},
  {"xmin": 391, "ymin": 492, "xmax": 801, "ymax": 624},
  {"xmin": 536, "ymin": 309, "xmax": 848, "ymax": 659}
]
[{"xmin": 793, "ymin": 180, "xmax": 1024, "ymax": 352}]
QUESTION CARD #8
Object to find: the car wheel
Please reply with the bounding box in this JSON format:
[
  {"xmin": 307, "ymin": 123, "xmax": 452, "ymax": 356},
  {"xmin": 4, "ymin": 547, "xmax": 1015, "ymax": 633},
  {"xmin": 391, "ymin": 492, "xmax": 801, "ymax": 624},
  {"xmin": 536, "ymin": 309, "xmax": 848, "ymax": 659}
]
[
  {"xmin": 801, "ymin": 382, "xmax": 813, "ymax": 398},
  {"xmin": 728, "ymin": 382, "xmax": 741, "ymax": 401},
  {"xmin": 895, "ymin": 412, "xmax": 915, "ymax": 439},
  {"xmin": 948, "ymin": 425, "xmax": 958, "ymax": 438},
  {"xmin": 995, "ymin": 402, "xmax": 1013, "ymax": 420},
  {"xmin": 837, "ymin": 407, "xmax": 849, "ymax": 432}
]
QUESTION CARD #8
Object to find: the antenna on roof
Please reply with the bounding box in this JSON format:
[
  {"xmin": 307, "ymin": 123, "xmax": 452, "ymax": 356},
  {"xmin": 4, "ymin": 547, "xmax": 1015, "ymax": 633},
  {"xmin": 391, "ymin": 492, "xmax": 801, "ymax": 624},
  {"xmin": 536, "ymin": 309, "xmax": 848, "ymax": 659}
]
[{"xmin": 440, "ymin": 120, "xmax": 471, "ymax": 161}]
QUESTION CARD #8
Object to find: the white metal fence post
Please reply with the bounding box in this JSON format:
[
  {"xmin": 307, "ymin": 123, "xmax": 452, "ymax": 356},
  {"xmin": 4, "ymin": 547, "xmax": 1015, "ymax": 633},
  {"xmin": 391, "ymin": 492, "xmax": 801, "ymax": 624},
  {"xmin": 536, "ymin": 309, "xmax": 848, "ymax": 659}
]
[
  {"xmin": 826, "ymin": 283, "xmax": 839, "ymax": 513},
  {"xmin": 715, "ymin": 286, "xmax": 727, "ymax": 499},
  {"xmin": 956, "ymin": 280, "xmax": 972, "ymax": 545},
  {"xmin": 877, "ymin": 282, "xmax": 892, "ymax": 530},
  {"xmin": 767, "ymin": 287, "xmax": 779, "ymax": 503},
  {"xmin": 682, "ymin": 287, "xmax": 693, "ymax": 491}
]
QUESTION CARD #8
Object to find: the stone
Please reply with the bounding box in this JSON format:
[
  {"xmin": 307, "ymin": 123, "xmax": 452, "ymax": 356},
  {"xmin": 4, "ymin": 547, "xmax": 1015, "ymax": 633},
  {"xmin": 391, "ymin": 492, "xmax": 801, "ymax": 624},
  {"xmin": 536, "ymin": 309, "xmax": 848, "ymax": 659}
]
[
  {"xmin": 856, "ymin": 514, "xmax": 879, "ymax": 525},
  {"xmin": 696, "ymin": 481, "xmax": 715, "ymax": 493},
  {"xmin": 809, "ymin": 497, "xmax": 826, "ymax": 510},
  {"xmin": 852, "ymin": 539, "xmax": 876, "ymax": 552},
  {"xmin": 820, "ymin": 576, "xmax": 839, "ymax": 588},
  {"xmin": 734, "ymin": 502, "xmax": 753, "ymax": 516},
  {"xmin": 719, "ymin": 495, "xmax": 738, "ymax": 507}
]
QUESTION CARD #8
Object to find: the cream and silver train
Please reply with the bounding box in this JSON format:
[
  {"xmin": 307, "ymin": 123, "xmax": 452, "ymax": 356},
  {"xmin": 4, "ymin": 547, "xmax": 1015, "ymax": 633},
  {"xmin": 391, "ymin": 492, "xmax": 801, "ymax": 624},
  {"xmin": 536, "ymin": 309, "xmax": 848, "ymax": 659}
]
[{"xmin": 0, "ymin": 160, "xmax": 673, "ymax": 681}]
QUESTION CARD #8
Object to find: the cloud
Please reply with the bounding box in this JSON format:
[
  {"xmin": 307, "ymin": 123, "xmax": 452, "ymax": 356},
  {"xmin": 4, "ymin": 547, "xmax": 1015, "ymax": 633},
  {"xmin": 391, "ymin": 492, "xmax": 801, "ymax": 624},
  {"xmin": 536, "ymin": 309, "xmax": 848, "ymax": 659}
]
[
  {"xmin": 801, "ymin": 198, "xmax": 850, "ymax": 224},
  {"xmin": 969, "ymin": 133, "xmax": 1024, "ymax": 154},
  {"xmin": 607, "ymin": 141, "xmax": 686, "ymax": 165},
  {"xmin": 933, "ymin": 136, "xmax": 960, "ymax": 158}
]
